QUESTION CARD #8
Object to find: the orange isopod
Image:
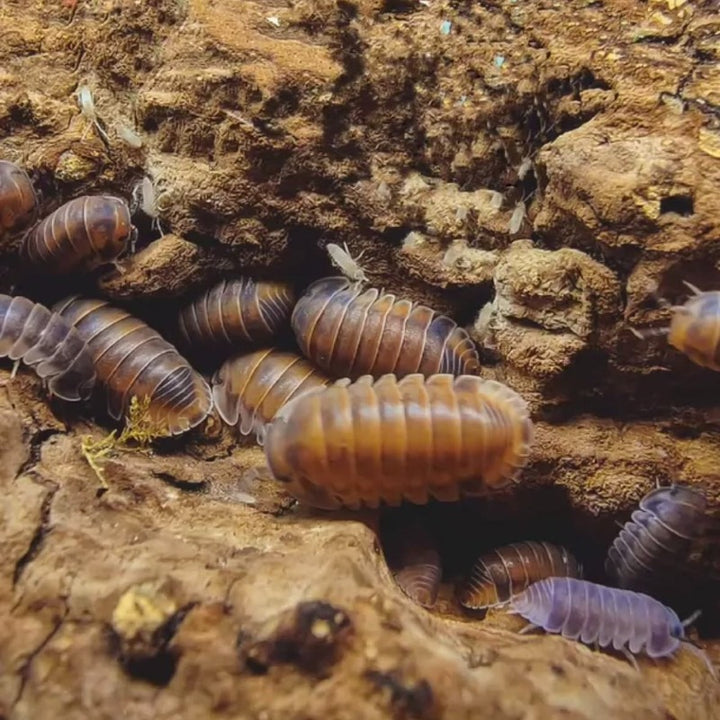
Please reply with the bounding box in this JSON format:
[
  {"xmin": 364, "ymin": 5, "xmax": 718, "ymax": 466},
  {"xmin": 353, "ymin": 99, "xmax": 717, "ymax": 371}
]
[
  {"xmin": 211, "ymin": 348, "xmax": 331, "ymax": 443},
  {"xmin": 264, "ymin": 373, "xmax": 533, "ymax": 510},
  {"xmin": 666, "ymin": 284, "xmax": 720, "ymax": 371},
  {"xmin": 457, "ymin": 540, "xmax": 582, "ymax": 611},
  {"xmin": 22, "ymin": 195, "xmax": 135, "ymax": 274},
  {"xmin": 291, "ymin": 276, "xmax": 480, "ymax": 379},
  {"xmin": 0, "ymin": 160, "xmax": 37, "ymax": 235},
  {"xmin": 54, "ymin": 296, "xmax": 212, "ymax": 435},
  {"xmin": 177, "ymin": 278, "xmax": 295, "ymax": 357}
]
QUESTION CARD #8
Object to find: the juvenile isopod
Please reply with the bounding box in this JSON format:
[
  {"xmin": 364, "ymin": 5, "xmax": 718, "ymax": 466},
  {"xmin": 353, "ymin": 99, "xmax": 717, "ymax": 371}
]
[
  {"xmin": 605, "ymin": 484, "xmax": 707, "ymax": 594},
  {"xmin": 264, "ymin": 373, "xmax": 533, "ymax": 510},
  {"xmin": 291, "ymin": 277, "xmax": 480, "ymax": 380},
  {"xmin": 0, "ymin": 160, "xmax": 37, "ymax": 235},
  {"xmin": 510, "ymin": 577, "xmax": 700, "ymax": 662},
  {"xmin": 211, "ymin": 348, "xmax": 331, "ymax": 444},
  {"xmin": 457, "ymin": 541, "xmax": 582, "ymax": 611},
  {"xmin": 0, "ymin": 294, "xmax": 96, "ymax": 401},
  {"xmin": 326, "ymin": 242, "xmax": 368, "ymax": 284},
  {"xmin": 177, "ymin": 278, "xmax": 296, "ymax": 359},
  {"xmin": 53, "ymin": 296, "xmax": 212, "ymax": 435},
  {"xmin": 21, "ymin": 195, "xmax": 135, "ymax": 275}
]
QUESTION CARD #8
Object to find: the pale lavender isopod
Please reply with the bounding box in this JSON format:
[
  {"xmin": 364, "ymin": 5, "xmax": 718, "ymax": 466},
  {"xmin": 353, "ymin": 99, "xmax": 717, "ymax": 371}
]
[{"xmin": 510, "ymin": 577, "xmax": 687, "ymax": 659}]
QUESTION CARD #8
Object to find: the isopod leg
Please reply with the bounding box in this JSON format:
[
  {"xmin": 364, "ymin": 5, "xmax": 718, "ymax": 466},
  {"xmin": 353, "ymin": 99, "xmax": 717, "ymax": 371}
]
[
  {"xmin": 621, "ymin": 647, "xmax": 640, "ymax": 672},
  {"xmin": 518, "ymin": 622, "xmax": 539, "ymax": 635},
  {"xmin": 10, "ymin": 359, "xmax": 20, "ymax": 380}
]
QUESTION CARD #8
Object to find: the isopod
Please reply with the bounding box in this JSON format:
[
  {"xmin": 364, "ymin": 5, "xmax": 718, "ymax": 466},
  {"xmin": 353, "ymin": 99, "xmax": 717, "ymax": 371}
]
[
  {"xmin": 211, "ymin": 348, "xmax": 331, "ymax": 443},
  {"xmin": 631, "ymin": 283, "xmax": 720, "ymax": 371},
  {"xmin": 667, "ymin": 285, "xmax": 720, "ymax": 371},
  {"xmin": 388, "ymin": 517, "xmax": 442, "ymax": 608},
  {"xmin": 291, "ymin": 277, "xmax": 480, "ymax": 380},
  {"xmin": 0, "ymin": 160, "xmax": 37, "ymax": 235},
  {"xmin": 326, "ymin": 242, "xmax": 368, "ymax": 284},
  {"xmin": 511, "ymin": 577, "xmax": 695, "ymax": 661},
  {"xmin": 177, "ymin": 278, "xmax": 296, "ymax": 358},
  {"xmin": 0, "ymin": 294, "xmax": 96, "ymax": 401},
  {"xmin": 458, "ymin": 541, "xmax": 582, "ymax": 611},
  {"xmin": 605, "ymin": 484, "xmax": 707, "ymax": 593},
  {"xmin": 53, "ymin": 296, "xmax": 212, "ymax": 435},
  {"xmin": 21, "ymin": 195, "xmax": 135, "ymax": 275},
  {"xmin": 264, "ymin": 373, "xmax": 533, "ymax": 510}
]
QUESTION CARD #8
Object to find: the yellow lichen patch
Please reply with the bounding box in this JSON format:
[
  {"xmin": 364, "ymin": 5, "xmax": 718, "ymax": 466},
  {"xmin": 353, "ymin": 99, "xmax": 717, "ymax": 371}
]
[
  {"xmin": 80, "ymin": 396, "xmax": 170, "ymax": 488},
  {"xmin": 112, "ymin": 581, "xmax": 179, "ymax": 642},
  {"xmin": 698, "ymin": 128, "xmax": 720, "ymax": 159}
]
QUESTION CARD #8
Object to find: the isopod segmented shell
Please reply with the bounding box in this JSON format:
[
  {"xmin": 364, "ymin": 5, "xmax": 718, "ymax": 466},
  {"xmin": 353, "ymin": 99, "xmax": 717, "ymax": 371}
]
[
  {"xmin": 0, "ymin": 294, "xmax": 96, "ymax": 401},
  {"xmin": 177, "ymin": 278, "xmax": 295, "ymax": 358},
  {"xmin": 21, "ymin": 195, "xmax": 134, "ymax": 274},
  {"xmin": 53, "ymin": 296, "xmax": 212, "ymax": 435},
  {"xmin": 291, "ymin": 277, "xmax": 480, "ymax": 380},
  {"xmin": 458, "ymin": 541, "xmax": 582, "ymax": 611},
  {"xmin": 0, "ymin": 160, "xmax": 37, "ymax": 235},
  {"xmin": 389, "ymin": 518, "xmax": 442, "ymax": 608},
  {"xmin": 211, "ymin": 348, "xmax": 331, "ymax": 443},
  {"xmin": 264, "ymin": 373, "xmax": 533, "ymax": 510},
  {"xmin": 511, "ymin": 577, "xmax": 686, "ymax": 659},
  {"xmin": 605, "ymin": 484, "xmax": 707, "ymax": 593},
  {"xmin": 667, "ymin": 287, "xmax": 720, "ymax": 371}
]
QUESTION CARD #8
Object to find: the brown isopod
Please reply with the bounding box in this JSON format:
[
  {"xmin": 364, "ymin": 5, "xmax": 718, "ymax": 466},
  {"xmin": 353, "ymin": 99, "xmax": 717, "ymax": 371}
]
[
  {"xmin": 291, "ymin": 276, "xmax": 480, "ymax": 380},
  {"xmin": 53, "ymin": 296, "xmax": 212, "ymax": 435},
  {"xmin": 386, "ymin": 516, "xmax": 442, "ymax": 608},
  {"xmin": 457, "ymin": 541, "xmax": 582, "ymax": 611},
  {"xmin": 177, "ymin": 278, "xmax": 295, "ymax": 358},
  {"xmin": 0, "ymin": 294, "xmax": 96, "ymax": 401},
  {"xmin": 0, "ymin": 160, "xmax": 37, "ymax": 235},
  {"xmin": 21, "ymin": 195, "xmax": 135, "ymax": 274},
  {"xmin": 264, "ymin": 373, "xmax": 533, "ymax": 510},
  {"xmin": 211, "ymin": 348, "xmax": 331, "ymax": 443}
]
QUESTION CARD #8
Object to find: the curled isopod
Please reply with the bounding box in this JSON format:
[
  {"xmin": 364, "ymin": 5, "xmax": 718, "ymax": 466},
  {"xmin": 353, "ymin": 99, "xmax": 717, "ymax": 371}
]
[
  {"xmin": 21, "ymin": 195, "xmax": 135, "ymax": 275},
  {"xmin": 511, "ymin": 577, "xmax": 697, "ymax": 662},
  {"xmin": 264, "ymin": 373, "xmax": 533, "ymax": 510},
  {"xmin": 53, "ymin": 296, "xmax": 212, "ymax": 435},
  {"xmin": 0, "ymin": 294, "xmax": 96, "ymax": 401},
  {"xmin": 211, "ymin": 348, "xmax": 331, "ymax": 444},
  {"xmin": 291, "ymin": 277, "xmax": 480, "ymax": 380},
  {"xmin": 177, "ymin": 278, "xmax": 296, "ymax": 360},
  {"xmin": 457, "ymin": 541, "xmax": 582, "ymax": 611},
  {"xmin": 605, "ymin": 484, "xmax": 707, "ymax": 594},
  {"xmin": 0, "ymin": 160, "xmax": 37, "ymax": 235},
  {"xmin": 387, "ymin": 517, "xmax": 442, "ymax": 608}
]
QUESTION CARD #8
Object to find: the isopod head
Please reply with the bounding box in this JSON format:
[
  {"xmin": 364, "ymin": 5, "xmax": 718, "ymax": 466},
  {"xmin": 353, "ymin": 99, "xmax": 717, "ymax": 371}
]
[{"xmin": 0, "ymin": 160, "xmax": 37, "ymax": 235}]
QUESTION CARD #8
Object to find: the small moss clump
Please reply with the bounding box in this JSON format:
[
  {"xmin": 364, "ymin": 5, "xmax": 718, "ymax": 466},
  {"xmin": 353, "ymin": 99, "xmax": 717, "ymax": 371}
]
[{"xmin": 81, "ymin": 396, "xmax": 171, "ymax": 488}]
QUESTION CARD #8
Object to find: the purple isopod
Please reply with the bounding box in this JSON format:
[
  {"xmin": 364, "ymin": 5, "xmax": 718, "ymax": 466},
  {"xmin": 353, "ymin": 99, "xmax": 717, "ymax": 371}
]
[
  {"xmin": 0, "ymin": 294, "xmax": 96, "ymax": 401},
  {"xmin": 510, "ymin": 577, "xmax": 688, "ymax": 659},
  {"xmin": 605, "ymin": 484, "xmax": 707, "ymax": 595}
]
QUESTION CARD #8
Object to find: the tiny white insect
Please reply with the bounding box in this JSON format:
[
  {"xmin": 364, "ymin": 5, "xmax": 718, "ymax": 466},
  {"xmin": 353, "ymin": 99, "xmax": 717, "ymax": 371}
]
[
  {"xmin": 509, "ymin": 201, "xmax": 526, "ymax": 234},
  {"xmin": 117, "ymin": 124, "xmax": 143, "ymax": 148},
  {"xmin": 488, "ymin": 190, "xmax": 504, "ymax": 210},
  {"xmin": 132, "ymin": 176, "xmax": 165, "ymax": 236},
  {"xmin": 518, "ymin": 156, "xmax": 533, "ymax": 181},
  {"xmin": 76, "ymin": 85, "xmax": 110, "ymax": 144},
  {"xmin": 326, "ymin": 242, "xmax": 368, "ymax": 284}
]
